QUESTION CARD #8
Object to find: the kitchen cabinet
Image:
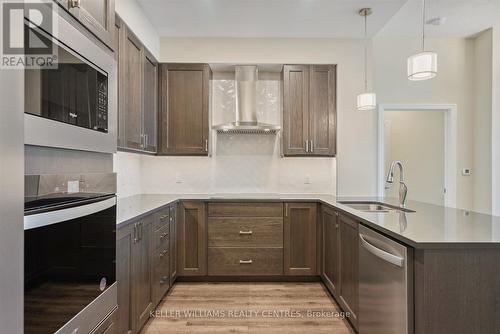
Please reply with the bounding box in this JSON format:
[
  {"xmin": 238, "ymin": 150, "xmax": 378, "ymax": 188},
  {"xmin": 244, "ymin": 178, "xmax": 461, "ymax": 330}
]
[
  {"xmin": 116, "ymin": 15, "xmax": 158, "ymax": 153},
  {"xmin": 116, "ymin": 216, "xmax": 155, "ymax": 334},
  {"xmin": 284, "ymin": 203, "xmax": 317, "ymax": 276},
  {"xmin": 151, "ymin": 207, "xmax": 170, "ymax": 306},
  {"xmin": 207, "ymin": 203, "xmax": 284, "ymax": 276},
  {"xmin": 178, "ymin": 201, "xmax": 207, "ymax": 276},
  {"xmin": 158, "ymin": 64, "xmax": 211, "ymax": 156},
  {"xmin": 282, "ymin": 65, "xmax": 336, "ymax": 157},
  {"xmin": 321, "ymin": 205, "xmax": 340, "ymax": 296},
  {"xmin": 338, "ymin": 214, "xmax": 359, "ymax": 329},
  {"xmin": 55, "ymin": 0, "xmax": 115, "ymax": 50}
]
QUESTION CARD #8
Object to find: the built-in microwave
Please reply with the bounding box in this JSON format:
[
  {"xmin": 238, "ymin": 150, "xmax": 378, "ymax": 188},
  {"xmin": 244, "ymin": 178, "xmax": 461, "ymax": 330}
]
[{"xmin": 24, "ymin": 8, "xmax": 117, "ymax": 153}]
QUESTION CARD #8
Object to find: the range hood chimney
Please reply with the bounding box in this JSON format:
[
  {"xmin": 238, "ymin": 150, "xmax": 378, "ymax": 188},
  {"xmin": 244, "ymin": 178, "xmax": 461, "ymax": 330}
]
[{"xmin": 212, "ymin": 65, "xmax": 281, "ymax": 134}]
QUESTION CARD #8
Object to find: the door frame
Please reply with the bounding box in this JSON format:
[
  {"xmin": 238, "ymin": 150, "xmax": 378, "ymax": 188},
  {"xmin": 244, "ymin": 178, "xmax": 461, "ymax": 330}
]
[{"xmin": 377, "ymin": 103, "xmax": 457, "ymax": 208}]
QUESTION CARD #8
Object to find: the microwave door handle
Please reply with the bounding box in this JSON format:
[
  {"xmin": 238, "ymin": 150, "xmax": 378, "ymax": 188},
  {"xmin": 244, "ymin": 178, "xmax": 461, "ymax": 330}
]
[
  {"xmin": 359, "ymin": 234, "xmax": 404, "ymax": 267},
  {"xmin": 24, "ymin": 197, "xmax": 116, "ymax": 230}
]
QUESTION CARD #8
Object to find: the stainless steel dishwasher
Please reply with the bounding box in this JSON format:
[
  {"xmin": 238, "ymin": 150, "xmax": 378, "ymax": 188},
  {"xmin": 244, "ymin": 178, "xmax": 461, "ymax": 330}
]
[{"xmin": 359, "ymin": 225, "xmax": 413, "ymax": 334}]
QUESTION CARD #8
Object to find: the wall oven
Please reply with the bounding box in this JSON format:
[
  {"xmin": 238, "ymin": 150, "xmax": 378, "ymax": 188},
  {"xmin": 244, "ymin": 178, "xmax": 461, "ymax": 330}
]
[
  {"xmin": 24, "ymin": 5, "xmax": 117, "ymax": 153},
  {"xmin": 24, "ymin": 173, "xmax": 117, "ymax": 334}
]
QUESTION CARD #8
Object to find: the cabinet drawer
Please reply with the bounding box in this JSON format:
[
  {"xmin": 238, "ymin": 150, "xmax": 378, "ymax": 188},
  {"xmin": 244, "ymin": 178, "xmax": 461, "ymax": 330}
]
[
  {"xmin": 152, "ymin": 249, "xmax": 170, "ymax": 304},
  {"xmin": 154, "ymin": 224, "xmax": 169, "ymax": 251},
  {"xmin": 208, "ymin": 247, "xmax": 283, "ymax": 276},
  {"xmin": 208, "ymin": 217, "xmax": 283, "ymax": 247},
  {"xmin": 208, "ymin": 203, "xmax": 283, "ymax": 217},
  {"xmin": 154, "ymin": 207, "xmax": 170, "ymax": 231}
]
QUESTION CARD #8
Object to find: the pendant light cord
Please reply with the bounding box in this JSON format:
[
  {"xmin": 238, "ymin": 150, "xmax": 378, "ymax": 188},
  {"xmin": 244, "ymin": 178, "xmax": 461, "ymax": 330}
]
[
  {"xmin": 422, "ymin": 0, "xmax": 426, "ymax": 51},
  {"xmin": 364, "ymin": 12, "xmax": 368, "ymax": 92}
]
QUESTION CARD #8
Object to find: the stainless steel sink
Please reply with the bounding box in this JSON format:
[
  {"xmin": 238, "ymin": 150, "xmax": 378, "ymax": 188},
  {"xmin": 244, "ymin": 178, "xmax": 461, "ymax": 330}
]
[{"xmin": 339, "ymin": 201, "xmax": 415, "ymax": 213}]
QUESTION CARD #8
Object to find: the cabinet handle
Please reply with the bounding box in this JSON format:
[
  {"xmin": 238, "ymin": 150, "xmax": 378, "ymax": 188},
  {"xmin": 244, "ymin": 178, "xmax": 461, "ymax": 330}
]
[
  {"xmin": 205, "ymin": 139, "xmax": 208, "ymax": 152},
  {"xmin": 239, "ymin": 230, "xmax": 253, "ymax": 235},
  {"xmin": 310, "ymin": 140, "xmax": 314, "ymax": 153},
  {"xmin": 239, "ymin": 259, "xmax": 253, "ymax": 264},
  {"xmin": 69, "ymin": 0, "xmax": 81, "ymax": 8},
  {"xmin": 160, "ymin": 279, "xmax": 165, "ymax": 285},
  {"xmin": 285, "ymin": 203, "xmax": 288, "ymax": 217},
  {"xmin": 138, "ymin": 222, "xmax": 143, "ymax": 241},
  {"xmin": 144, "ymin": 134, "xmax": 148, "ymax": 149},
  {"xmin": 159, "ymin": 249, "xmax": 168, "ymax": 257},
  {"xmin": 133, "ymin": 223, "xmax": 138, "ymax": 243},
  {"xmin": 160, "ymin": 232, "xmax": 168, "ymax": 239},
  {"xmin": 305, "ymin": 140, "xmax": 309, "ymax": 152},
  {"xmin": 160, "ymin": 215, "xmax": 168, "ymax": 221}
]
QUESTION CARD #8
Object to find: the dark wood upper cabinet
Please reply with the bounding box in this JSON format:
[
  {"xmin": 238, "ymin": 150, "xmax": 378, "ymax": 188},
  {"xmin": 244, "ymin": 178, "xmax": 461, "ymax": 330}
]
[
  {"xmin": 159, "ymin": 64, "xmax": 211, "ymax": 156},
  {"xmin": 142, "ymin": 49, "xmax": 158, "ymax": 153},
  {"xmin": 178, "ymin": 201, "xmax": 207, "ymax": 276},
  {"xmin": 57, "ymin": 0, "xmax": 115, "ymax": 50},
  {"xmin": 282, "ymin": 64, "xmax": 336, "ymax": 157},
  {"xmin": 339, "ymin": 214, "xmax": 359, "ymax": 328},
  {"xmin": 122, "ymin": 27, "xmax": 143, "ymax": 150},
  {"xmin": 282, "ymin": 65, "xmax": 309, "ymax": 155},
  {"xmin": 116, "ymin": 15, "xmax": 158, "ymax": 153},
  {"xmin": 284, "ymin": 203, "xmax": 317, "ymax": 276},
  {"xmin": 321, "ymin": 205, "xmax": 340, "ymax": 296}
]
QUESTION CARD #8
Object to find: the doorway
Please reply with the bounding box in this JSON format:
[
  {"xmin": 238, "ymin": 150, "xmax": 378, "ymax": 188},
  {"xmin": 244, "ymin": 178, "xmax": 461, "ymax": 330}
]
[{"xmin": 378, "ymin": 104, "xmax": 457, "ymax": 207}]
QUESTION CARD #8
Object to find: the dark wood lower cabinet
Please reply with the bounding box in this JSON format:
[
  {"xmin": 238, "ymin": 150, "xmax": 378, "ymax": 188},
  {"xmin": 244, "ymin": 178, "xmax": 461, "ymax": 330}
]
[
  {"xmin": 169, "ymin": 204, "xmax": 178, "ymax": 284},
  {"xmin": 321, "ymin": 205, "xmax": 340, "ymax": 296},
  {"xmin": 338, "ymin": 214, "xmax": 359, "ymax": 329},
  {"xmin": 178, "ymin": 201, "xmax": 207, "ymax": 276},
  {"xmin": 116, "ymin": 223, "xmax": 133, "ymax": 334}
]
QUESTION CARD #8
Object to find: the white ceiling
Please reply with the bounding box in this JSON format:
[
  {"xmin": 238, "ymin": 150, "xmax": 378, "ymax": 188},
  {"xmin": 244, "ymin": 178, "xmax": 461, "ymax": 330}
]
[
  {"xmin": 377, "ymin": 0, "xmax": 500, "ymax": 38},
  {"xmin": 136, "ymin": 0, "xmax": 408, "ymax": 38},
  {"xmin": 137, "ymin": 0, "xmax": 500, "ymax": 39}
]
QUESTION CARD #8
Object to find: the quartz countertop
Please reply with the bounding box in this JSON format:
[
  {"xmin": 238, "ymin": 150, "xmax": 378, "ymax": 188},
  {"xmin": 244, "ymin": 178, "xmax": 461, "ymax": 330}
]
[{"xmin": 117, "ymin": 193, "xmax": 500, "ymax": 249}]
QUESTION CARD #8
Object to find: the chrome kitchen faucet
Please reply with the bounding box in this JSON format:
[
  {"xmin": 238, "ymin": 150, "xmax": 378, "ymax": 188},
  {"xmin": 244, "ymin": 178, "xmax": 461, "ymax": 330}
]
[{"xmin": 386, "ymin": 160, "xmax": 408, "ymax": 208}]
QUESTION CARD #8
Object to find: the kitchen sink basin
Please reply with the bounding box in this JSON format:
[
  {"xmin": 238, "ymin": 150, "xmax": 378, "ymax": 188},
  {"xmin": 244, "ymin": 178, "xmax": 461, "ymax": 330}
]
[{"xmin": 339, "ymin": 201, "xmax": 415, "ymax": 213}]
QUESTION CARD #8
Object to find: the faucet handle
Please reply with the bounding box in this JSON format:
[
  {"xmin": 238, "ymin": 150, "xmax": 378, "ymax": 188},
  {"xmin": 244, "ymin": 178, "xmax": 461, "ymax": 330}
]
[{"xmin": 399, "ymin": 181, "xmax": 408, "ymax": 207}]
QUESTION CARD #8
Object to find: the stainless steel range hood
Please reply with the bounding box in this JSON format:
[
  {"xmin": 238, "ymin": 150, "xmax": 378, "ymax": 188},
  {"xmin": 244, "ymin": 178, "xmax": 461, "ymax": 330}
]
[{"xmin": 212, "ymin": 65, "xmax": 281, "ymax": 134}]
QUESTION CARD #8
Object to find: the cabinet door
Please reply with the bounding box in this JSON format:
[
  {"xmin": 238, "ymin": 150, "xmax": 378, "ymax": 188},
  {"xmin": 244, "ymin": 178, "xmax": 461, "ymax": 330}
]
[
  {"xmin": 142, "ymin": 49, "xmax": 158, "ymax": 153},
  {"xmin": 122, "ymin": 28, "xmax": 143, "ymax": 150},
  {"xmin": 67, "ymin": 0, "xmax": 115, "ymax": 50},
  {"xmin": 309, "ymin": 65, "xmax": 336, "ymax": 156},
  {"xmin": 131, "ymin": 221, "xmax": 153, "ymax": 332},
  {"xmin": 116, "ymin": 224, "xmax": 133, "ymax": 334},
  {"xmin": 114, "ymin": 16, "xmax": 126, "ymax": 148},
  {"xmin": 321, "ymin": 206, "xmax": 340, "ymax": 296},
  {"xmin": 178, "ymin": 201, "xmax": 207, "ymax": 276},
  {"xmin": 284, "ymin": 203, "xmax": 317, "ymax": 275},
  {"xmin": 339, "ymin": 214, "xmax": 359, "ymax": 328},
  {"xmin": 169, "ymin": 204, "xmax": 178, "ymax": 284},
  {"xmin": 159, "ymin": 64, "xmax": 210, "ymax": 155},
  {"xmin": 282, "ymin": 65, "xmax": 309, "ymax": 156}
]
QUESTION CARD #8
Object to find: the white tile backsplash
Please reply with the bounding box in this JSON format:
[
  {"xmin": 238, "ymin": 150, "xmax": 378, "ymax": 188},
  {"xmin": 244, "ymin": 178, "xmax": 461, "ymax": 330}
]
[{"xmin": 116, "ymin": 72, "xmax": 337, "ymax": 196}]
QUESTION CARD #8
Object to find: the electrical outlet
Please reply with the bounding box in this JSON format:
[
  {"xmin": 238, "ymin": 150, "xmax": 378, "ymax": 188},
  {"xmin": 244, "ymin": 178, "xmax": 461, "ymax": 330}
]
[
  {"xmin": 462, "ymin": 168, "xmax": 472, "ymax": 176},
  {"xmin": 304, "ymin": 175, "xmax": 311, "ymax": 184},
  {"xmin": 67, "ymin": 180, "xmax": 79, "ymax": 193}
]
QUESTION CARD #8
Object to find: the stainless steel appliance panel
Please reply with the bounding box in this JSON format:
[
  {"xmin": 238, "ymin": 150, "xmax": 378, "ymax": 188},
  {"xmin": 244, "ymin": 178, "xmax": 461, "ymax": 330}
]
[{"xmin": 359, "ymin": 224, "xmax": 413, "ymax": 334}]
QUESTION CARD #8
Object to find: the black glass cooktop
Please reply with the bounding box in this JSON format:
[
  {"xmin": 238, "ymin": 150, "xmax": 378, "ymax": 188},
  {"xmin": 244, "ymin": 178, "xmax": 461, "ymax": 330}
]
[{"xmin": 24, "ymin": 193, "xmax": 110, "ymax": 213}]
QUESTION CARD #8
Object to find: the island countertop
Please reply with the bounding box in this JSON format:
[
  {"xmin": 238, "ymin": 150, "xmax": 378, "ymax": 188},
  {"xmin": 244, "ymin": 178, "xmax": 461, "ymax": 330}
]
[{"xmin": 116, "ymin": 193, "xmax": 500, "ymax": 249}]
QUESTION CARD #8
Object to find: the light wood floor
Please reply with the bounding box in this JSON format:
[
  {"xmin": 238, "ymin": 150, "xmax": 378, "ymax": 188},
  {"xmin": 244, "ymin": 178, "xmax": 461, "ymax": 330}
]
[{"xmin": 141, "ymin": 282, "xmax": 355, "ymax": 334}]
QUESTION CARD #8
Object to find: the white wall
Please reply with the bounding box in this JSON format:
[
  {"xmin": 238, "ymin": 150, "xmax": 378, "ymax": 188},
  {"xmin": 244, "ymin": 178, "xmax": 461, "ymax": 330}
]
[
  {"xmin": 115, "ymin": 0, "xmax": 160, "ymax": 59},
  {"xmin": 113, "ymin": 152, "xmax": 142, "ymax": 197},
  {"xmin": 471, "ymin": 29, "xmax": 493, "ymax": 214},
  {"xmin": 155, "ymin": 37, "xmax": 377, "ymax": 196},
  {"xmin": 373, "ymin": 34, "xmax": 494, "ymax": 212}
]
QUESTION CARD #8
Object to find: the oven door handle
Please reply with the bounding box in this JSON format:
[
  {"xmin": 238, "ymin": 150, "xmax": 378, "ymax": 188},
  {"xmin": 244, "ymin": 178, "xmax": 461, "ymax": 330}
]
[{"xmin": 24, "ymin": 197, "xmax": 116, "ymax": 230}]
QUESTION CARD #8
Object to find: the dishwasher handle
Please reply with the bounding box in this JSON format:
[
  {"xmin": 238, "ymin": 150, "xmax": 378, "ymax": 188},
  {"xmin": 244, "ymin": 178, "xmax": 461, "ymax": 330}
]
[{"xmin": 359, "ymin": 234, "xmax": 404, "ymax": 267}]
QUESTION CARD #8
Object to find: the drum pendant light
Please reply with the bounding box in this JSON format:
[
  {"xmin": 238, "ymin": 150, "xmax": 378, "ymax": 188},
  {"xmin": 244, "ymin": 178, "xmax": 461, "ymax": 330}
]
[
  {"xmin": 408, "ymin": 0, "xmax": 437, "ymax": 81},
  {"xmin": 357, "ymin": 8, "xmax": 376, "ymax": 111}
]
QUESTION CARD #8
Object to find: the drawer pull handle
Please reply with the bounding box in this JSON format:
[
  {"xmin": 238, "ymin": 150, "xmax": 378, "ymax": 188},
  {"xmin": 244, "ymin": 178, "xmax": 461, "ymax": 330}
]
[
  {"xmin": 160, "ymin": 215, "xmax": 168, "ymax": 221},
  {"xmin": 239, "ymin": 230, "xmax": 253, "ymax": 235},
  {"xmin": 160, "ymin": 232, "xmax": 168, "ymax": 239},
  {"xmin": 160, "ymin": 279, "xmax": 165, "ymax": 285},
  {"xmin": 239, "ymin": 259, "xmax": 253, "ymax": 264},
  {"xmin": 159, "ymin": 249, "xmax": 168, "ymax": 257}
]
